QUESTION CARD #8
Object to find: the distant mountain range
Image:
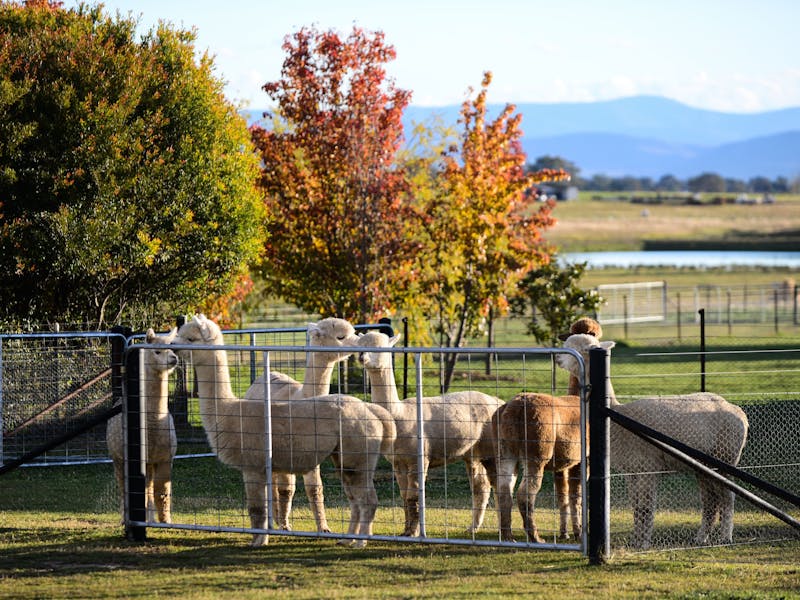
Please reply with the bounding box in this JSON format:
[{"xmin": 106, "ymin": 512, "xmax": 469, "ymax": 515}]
[{"xmin": 247, "ymin": 96, "xmax": 800, "ymax": 179}]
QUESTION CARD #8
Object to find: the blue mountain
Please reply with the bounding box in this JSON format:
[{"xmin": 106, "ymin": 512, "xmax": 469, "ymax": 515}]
[{"xmin": 247, "ymin": 96, "xmax": 800, "ymax": 178}]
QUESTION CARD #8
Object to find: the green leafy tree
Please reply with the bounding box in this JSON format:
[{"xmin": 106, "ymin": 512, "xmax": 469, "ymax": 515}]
[
  {"xmin": 0, "ymin": 1, "xmax": 264, "ymax": 330},
  {"xmin": 687, "ymin": 172, "xmax": 725, "ymax": 193},
  {"xmin": 511, "ymin": 257, "xmax": 604, "ymax": 346},
  {"xmin": 251, "ymin": 26, "xmax": 416, "ymax": 323}
]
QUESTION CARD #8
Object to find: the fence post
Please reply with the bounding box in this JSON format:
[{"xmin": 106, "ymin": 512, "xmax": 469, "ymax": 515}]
[
  {"xmin": 699, "ymin": 308, "xmax": 706, "ymax": 393},
  {"xmin": 124, "ymin": 346, "xmax": 147, "ymax": 542},
  {"xmin": 774, "ymin": 289, "xmax": 779, "ymax": 334},
  {"xmin": 588, "ymin": 346, "xmax": 610, "ymax": 564},
  {"xmin": 794, "ymin": 284, "xmax": 798, "ymax": 325}
]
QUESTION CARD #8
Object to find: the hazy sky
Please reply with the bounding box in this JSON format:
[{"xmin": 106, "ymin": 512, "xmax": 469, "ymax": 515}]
[{"xmin": 86, "ymin": 0, "xmax": 799, "ymax": 113}]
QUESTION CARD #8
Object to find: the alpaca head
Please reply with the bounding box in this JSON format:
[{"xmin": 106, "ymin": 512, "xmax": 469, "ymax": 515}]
[
  {"xmin": 356, "ymin": 330, "xmax": 401, "ymax": 371},
  {"xmin": 555, "ymin": 333, "xmax": 615, "ymax": 381},
  {"xmin": 558, "ymin": 316, "xmax": 603, "ymax": 341},
  {"xmin": 144, "ymin": 327, "xmax": 179, "ymax": 373},
  {"xmin": 173, "ymin": 314, "xmax": 224, "ymax": 353},
  {"xmin": 307, "ymin": 317, "xmax": 360, "ymax": 362}
]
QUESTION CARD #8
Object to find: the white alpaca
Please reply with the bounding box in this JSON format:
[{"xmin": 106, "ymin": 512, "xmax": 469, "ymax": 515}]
[
  {"xmin": 107, "ymin": 328, "xmax": 179, "ymax": 523},
  {"xmin": 357, "ymin": 330, "xmax": 502, "ymax": 537},
  {"xmin": 482, "ymin": 392, "xmax": 583, "ymax": 543},
  {"xmin": 244, "ymin": 318, "xmax": 359, "ymax": 534},
  {"xmin": 173, "ymin": 314, "xmax": 396, "ymax": 547},
  {"xmin": 557, "ymin": 333, "xmax": 749, "ymax": 549}
]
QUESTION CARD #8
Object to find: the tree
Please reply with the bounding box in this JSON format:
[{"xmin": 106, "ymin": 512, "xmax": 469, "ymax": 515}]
[
  {"xmin": 656, "ymin": 174, "xmax": 683, "ymax": 192},
  {"xmin": 251, "ymin": 26, "xmax": 415, "ymax": 323},
  {"xmin": 409, "ymin": 72, "xmax": 567, "ymax": 391},
  {"xmin": 511, "ymin": 257, "xmax": 603, "ymax": 346},
  {"xmin": 0, "ymin": 1, "xmax": 264, "ymax": 330},
  {"xmin": 687, "ymin": 172, "xmax": 725, "ymax": 193}
]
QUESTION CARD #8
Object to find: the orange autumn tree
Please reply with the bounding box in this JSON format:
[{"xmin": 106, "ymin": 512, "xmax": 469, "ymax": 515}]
[
  {"xmin": 411, "ymin": 72, "xmax": 568, "ymax": 391},
  {"xmin": 251, "ymin": 26, "xmax": 416, "ymax": 323}
]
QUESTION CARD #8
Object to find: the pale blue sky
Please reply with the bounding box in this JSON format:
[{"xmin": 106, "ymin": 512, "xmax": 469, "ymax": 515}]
[{"xmin": 85, "ymin": 0, "xmax": 799, "ymax": 113}]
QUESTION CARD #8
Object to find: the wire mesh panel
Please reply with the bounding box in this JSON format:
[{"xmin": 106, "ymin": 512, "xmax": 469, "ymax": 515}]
[
  {"xmin": 149, "ymin": 325, "xmax": 587, "ymax": 551},
  {"xmin": 602, "ymin": 345, "xmax": 800, "ymax": 552},
  {"xmin": 0, "ymin": 332, "xmax": 125, "ymax": 468}
]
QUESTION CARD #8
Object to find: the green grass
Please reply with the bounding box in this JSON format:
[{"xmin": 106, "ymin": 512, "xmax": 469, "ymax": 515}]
[
  {"xmin": 546, "ymin": 192, "xmax": 800, "ymax": 252},
  {"xmin": 1, "ymin": 509, "xmax": 798, "ymax": 599}
]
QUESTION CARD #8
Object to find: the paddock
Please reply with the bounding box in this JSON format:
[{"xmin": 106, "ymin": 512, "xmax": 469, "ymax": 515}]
[{"xmin": 1, "ymin": 324, "xmax": 798, "ymax": 558}]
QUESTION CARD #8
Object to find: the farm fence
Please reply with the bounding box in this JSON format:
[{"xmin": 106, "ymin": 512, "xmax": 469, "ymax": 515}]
[{"xmin": 1, "ymin": 325, "xmax": 798, "ymax": 557}]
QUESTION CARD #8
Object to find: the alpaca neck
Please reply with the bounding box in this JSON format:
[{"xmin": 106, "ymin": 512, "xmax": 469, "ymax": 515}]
[
  {"xmin": 143, "ymin": 370, "xmax": 171, "ymax": 420},
  {"xmin": 301, "ymin": 351, "xmax": 337, "ymax": 398},
  {"xmin": 580, "ymin": 371, "xmax": 619, "ymax": 406},
  {"xmin": 366, "ymin": 364, "xmax": 401, "ymax": 411},
  {"xmin": 190, "ymin": 347, "xmax": 237, "ymax": 432}
]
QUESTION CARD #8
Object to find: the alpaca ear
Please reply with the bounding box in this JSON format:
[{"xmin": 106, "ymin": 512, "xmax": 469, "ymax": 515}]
[
  {"xmin": 600, "ymin": 341, "xmax": 616, "ymax": 351},
  {"xmin": 164, "ymin": 327, "xmax": 178, "ymax": 343},
  {"xmin": 389, "ymin": 333, "xmax": 401, "ymax": 347},
  {"xmin": 146, "ymin": 328, "xmax": 155, "ymax": 342}
]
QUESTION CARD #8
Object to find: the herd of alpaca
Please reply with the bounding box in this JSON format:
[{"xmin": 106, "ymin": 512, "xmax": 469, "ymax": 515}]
[
  {"xmin": 171, "ymin": 314, "xmax": 395, "ymax": 547},
  {"xmin": 106, "ymin": 328, "xmax": 179, "ymax": 524},
  {"xmin": 108, "ymin": 314, "xmax": 749, "ymax": 550}
]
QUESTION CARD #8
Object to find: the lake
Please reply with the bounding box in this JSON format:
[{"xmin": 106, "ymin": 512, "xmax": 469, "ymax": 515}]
[{"xmin": 562, "ymin": 250, "xmax": 800, "ymax": 269}]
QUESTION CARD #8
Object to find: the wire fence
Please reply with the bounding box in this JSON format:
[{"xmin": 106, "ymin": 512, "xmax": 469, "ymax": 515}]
[{"xmin": 1, "ymin": 323, "xmax": 798, "ymax": 556}]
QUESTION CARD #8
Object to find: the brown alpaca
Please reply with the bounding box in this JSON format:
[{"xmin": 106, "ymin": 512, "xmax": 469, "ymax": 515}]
[
  {"xmin": 244, "ymin": 318, "xmax": 359, "ymax": 534},
  {"xmin": 174, "ymin": 314, "xmax": 396, "ymax": 547},
  {"xmin": 357, "ymin": 330, "xmax": 501, "ymax": 537},
  {"xmin": 559, "ymin": 317, "xmax": 602, "ymax": 396},
  {"xmin": 482, "ymin": 392, "xmax": 584, "ymax": 543},
  {"xmin": 106, "ymin": 328, "xmax": 179, "ymax": 523}
]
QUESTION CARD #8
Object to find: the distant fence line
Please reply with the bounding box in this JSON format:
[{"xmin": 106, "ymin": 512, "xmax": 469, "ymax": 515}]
[{"xmin": 593, "ymin": 281, "xmax": 799, "ymax": 333}]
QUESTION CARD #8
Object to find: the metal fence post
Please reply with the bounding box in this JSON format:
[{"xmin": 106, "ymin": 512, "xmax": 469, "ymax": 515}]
[
  {"xmin": 699, "ymin": 308, "xmax": 706, "ymax": 393},
  {"xmin": 124, "ymin": 346, "xmax": 147, "ymax": 542},
  {"xmin": 588, "ymin": 346, "xmax": 610, "ymax": 564}
]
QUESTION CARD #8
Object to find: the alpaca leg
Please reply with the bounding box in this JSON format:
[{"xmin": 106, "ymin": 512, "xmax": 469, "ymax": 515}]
[
  {"xmin": 343, "ymin": 471, "xmax": 378, "ymax": 549},
  {"xmin": 495, "ymin": 457, "xmax": 518, "ymax": 542},
  {"xmin": 145, "ymin": 464, "xmax": 157, "ymax": 522},
  {"xmin": 243, "ymin": 470, "xmax": 269, "ymax": 546},
  {"xmin": 272, "ymin": 472, "xmax": 295, "ymax": 530},
  {"xmin": 628, "ymin": 474, "xmax": 657, "ymax": 550},
  {"xmin": 152, "ymin": 461, "xmax": 173, "ymax": 523},
  {"xmin": 465, "ymin": 459, "xmax": 491, "ymax": 534},
  {"xmin": 718, "ymin": 486, "xmax": 736, "ymax": 544},
  {"xmin": 517, "ymin": 461, "xmax": 545, "ymax": 543},
  {"xmin": 554, "ymin": 469, "xmax": 571, "ymax": 540},
  {"xmin": 567, "ymin": 464, "xmax": 583, "ymax": 540},
  {"xmin": 303, "ymin": 466, "xmax": 331, "ymax": 533},
  {"xmin": 401, "ymin": 460, "xmax": 427, "ymax": 537},
  {"xmin": 337, "ymin": 474, "xmax": 359, "ymax": 547}
]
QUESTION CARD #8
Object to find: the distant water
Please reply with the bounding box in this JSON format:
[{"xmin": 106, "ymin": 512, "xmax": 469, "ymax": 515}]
[{"xmin": 562, "ymin": 250, "xmax": 800, "ymax": 268}]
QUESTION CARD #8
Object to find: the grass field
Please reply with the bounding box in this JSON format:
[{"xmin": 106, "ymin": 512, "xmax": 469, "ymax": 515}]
[
  {"xmin": 545, "ymin": 192, "xmax": 800, "ymax": 252},
  {"xmin": 2, "ymin": 193, "xmax": 799, "ymax": 598},
  {"xmin": 2, "ymin": 459, "xmax": 799, "ymax": 599}
]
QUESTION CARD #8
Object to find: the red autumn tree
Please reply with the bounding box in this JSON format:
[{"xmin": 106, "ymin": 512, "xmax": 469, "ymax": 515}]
[
  {"xmin": 409, "ymin": 72, "xmax": 568, "ymax": 390},
  {"xmin": 251, "ymin": 26, "xmax": 417, "ymax": 322}
]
